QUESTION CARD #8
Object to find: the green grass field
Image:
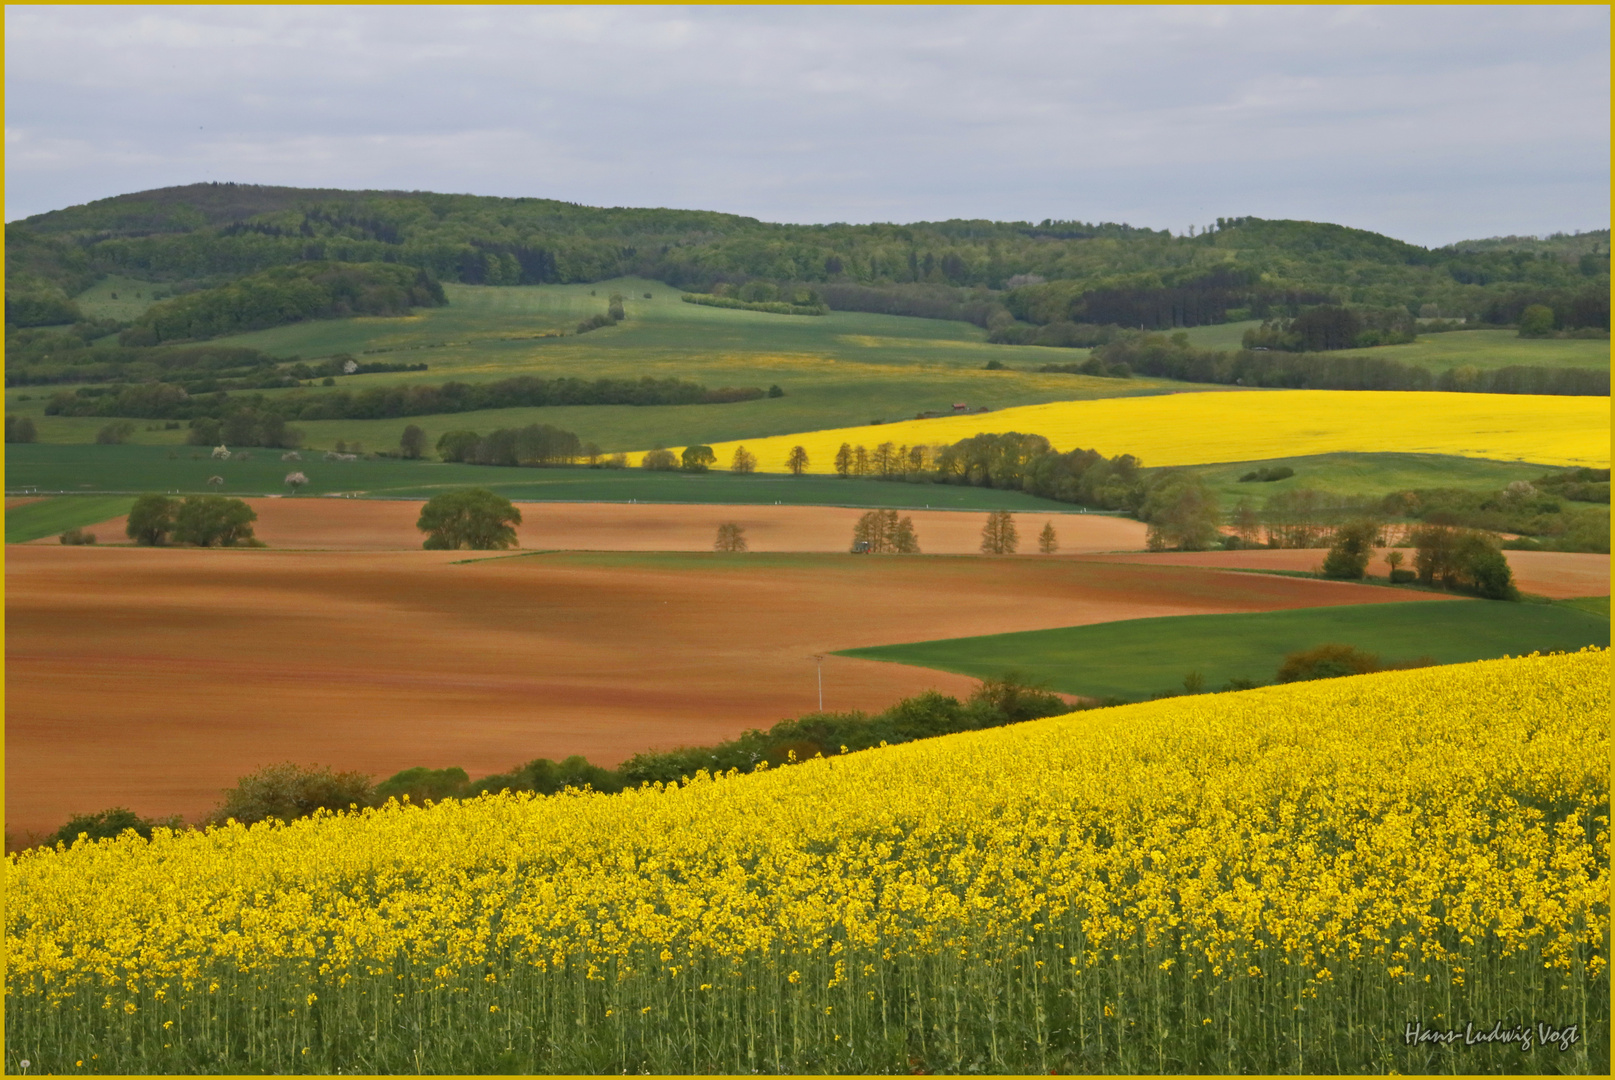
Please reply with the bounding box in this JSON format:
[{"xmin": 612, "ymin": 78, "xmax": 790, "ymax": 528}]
[
  {"xmin": 11, "ymin": 278, "xmax": 1184, "ymax": 452},
  {"xmin": 1174, "ymin": 320, "xmax": 1609, "ymax": 371},
  {"xmin": 840, "ymin": 600, "xmax": 1610, "ymax": 700},
  {"xmin": 1558, "ymin": 595, "xmax": 1610, "ymax": 618},
  {"xmin": 71, "ymin": 274, "xmax": 170, "ymax": 323},
  {"xmin": 4, "ymin": 494, "xmax": 136, "ymax": 543},
  {"xmin": 1190, "ymin": 451, "xmax": 1552, "ymax": 510},
  {"xmin": 1, "ymin": 443, "xmax": 1087, "ymax": 512}
]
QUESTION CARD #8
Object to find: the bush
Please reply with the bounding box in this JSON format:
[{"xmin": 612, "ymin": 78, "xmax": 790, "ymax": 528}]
[
  {"xmin": 126, "ymin": 493, "xmax": 178, "ymax": 546},
  {"xmin": 95, "ymin": 420, "xmax": 136, "ymax": 445},
  {"xmin": 681, "ymin": 445, "xmax": 716, "ymax": 472},
  {"xmin": 1275, "ymin": 644, "xmax": 1381, "ymax": 683},
  {"xmin": 173, "ymin": 495, "xmax": 258, "ymax": 547},
  {"xmin": 1389, "ymin": 568, "xmax": 1417, "ymax": 584},
  {"xmin": 466, "ymin": 756, "xmax": 624, "ymax": 798},
  {"xmin": 47, "ymin": 806, "xmax": 183, "ymax": 847},
  {"xmin": 58, "ymin": 527, "xmax": 96, "ymax": 545},
  {"xmin": 374, "ymin": 766, "xmax": 470, "ymax": 805},
  {"xmin": 1321, "ymin": 519, "xmax": 1378, "ymax": 579},
  {"xmin": 399, "ymin": 424, "xmax": 427, "ymax": 460},
  {"xmin": 416, "ymin": 488, "xmax": 522, "ymax": 550},
  {"xmin": 641, "ymin": 449, "xmax": 679, "ymax": 471},
  {"xmin": 5, "ymin": 415, "xmax": 38, "ymax": 443},
  {"xmin": 208, "ymin": 762, "xmax": 375, "ymax": 827},
  {"xmin": 436, "ymin": 430, "xmax": 482, "ymax": 463}
]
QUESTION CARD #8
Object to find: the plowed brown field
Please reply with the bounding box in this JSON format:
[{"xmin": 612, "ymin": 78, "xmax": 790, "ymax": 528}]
[
  {"xmin": 4, "ymin": 547, "xmax": 1447, "ymax": 840},
  {"xmin": 43, "ymin": 498, "xmax": 1149, "ymax": 553},
  {"xmin": 1071, "ymin": 548, "xmax": 1609, "ymax": 600}
]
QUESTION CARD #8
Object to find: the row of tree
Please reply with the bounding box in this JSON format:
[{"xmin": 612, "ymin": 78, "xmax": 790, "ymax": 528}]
[
  {"xmin": 118, "ymin": 261, "xmax": 446, "ymax": 345},
  {"xmin": 1088, "ymin": 331, "xmax": 1608, "ymax": 395},
  {"xmin": 43, "ymin": 375, "xmax": 771, "ymax": 426},
  {"xmin": 126, "ymin": 494, "xmax": 259, "ymax": 547},
  {"xmin": 10, "ymin": 184, "xmax": 1605, "ymax": 340}
]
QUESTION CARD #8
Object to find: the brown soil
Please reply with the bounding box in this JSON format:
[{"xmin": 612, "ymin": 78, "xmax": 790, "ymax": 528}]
[
  {"xmin": 42, "ymin": 498, "xmax": 1151, "ymax": 554},
  {"xmin": 1072, "ymin": 548, "xmax": 1609, "ymax": 600},
  {"xmin": 4, "ymin": 547, "xmax": 1449, "ymax": 840}
]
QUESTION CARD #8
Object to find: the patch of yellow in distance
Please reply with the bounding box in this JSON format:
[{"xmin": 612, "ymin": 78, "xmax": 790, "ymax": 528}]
[{"xmin": 637, "ymin": 389, "xmax": 1610, "ymax": 471}]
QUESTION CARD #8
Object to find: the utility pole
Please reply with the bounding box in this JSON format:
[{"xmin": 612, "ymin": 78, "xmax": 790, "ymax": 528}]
[{"xmin": 812, "ymin": 654, "xmax": 825, "ymax": 711}]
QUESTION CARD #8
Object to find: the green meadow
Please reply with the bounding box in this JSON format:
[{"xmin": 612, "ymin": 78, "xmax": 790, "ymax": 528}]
[
  {"xmin": 840, "ymin": 600, "xmax": 1611, "ymax": 701},
  {"xmin": 10, "ymin": 278, "xmax": 1182, "ymax": 453},
  {"xmin": 1173, "ymin": 320, "xmax": 1609, "ymax": 372},
  {"xmin": 1189, "ymin": 451, "xmax": 1551, "ymax": 510},
  {"xmin": 4, "ymin": 494, "xmax": 136, "ymax": 543},
  {"xmin": 2, "ymin": 443, "xmax": 1084, "ymax": 512}
]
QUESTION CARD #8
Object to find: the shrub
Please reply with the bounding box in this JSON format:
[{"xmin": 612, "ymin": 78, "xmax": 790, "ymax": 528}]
[
  {"xmin": 374, "ymin": 767, "xmax": 470, "ymax": 805},
  {"xmin": 1275, "ymin": 643, "xmax": 1382, "ymax": 683},
  {"xmin": 5, "ymin": 415, "xmax": 38, "ymax": 443},
  {"xmin": 95, "ymin": 420, "xmax": 136, "ymax": 445},
  {"xmin": 466, "ymin": 756, "xmax": 624, "ymax": 798},
  {"xmin": 436, "ymin": 430, "xmax": 482, "ymax": 463},
  {"xmin": 1321, "ymin": 519, "xmax": 1379, "ymax": 579},
  {"xmin": 207, "ymin": 762, "xmax": 375, "ymax": 827},
  {"xmin": 58, "ymin": 527, "xmax": 96, "ymax": 545},
  {"xmin": 399, "ymin": 424, "xmax": 427, "ymax": 460},
  {"xmin": 641, "ymin": 449, "xmax": 679, "ymax": 471},
  {"xmin": 46, "ymin": 806, "xmax": 183, "ymax": 847}
]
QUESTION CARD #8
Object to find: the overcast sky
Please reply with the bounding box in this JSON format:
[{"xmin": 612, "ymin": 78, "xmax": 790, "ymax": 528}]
[{"xmin": 5, "ymin": 4, "xmax": 1608, "ymax": 246}]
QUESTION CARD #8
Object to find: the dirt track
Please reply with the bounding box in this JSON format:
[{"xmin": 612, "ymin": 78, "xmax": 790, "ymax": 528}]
[
  {"xmin": 4, "ymin": 546, "xmax": 1448, "ymax": 839},
  {"xmin": 44, "ymin": 498, "xmax": 1150, "ymax": 554},
  {"xmin": 1073, "ymin": 548, "xmax": 1608, "ymax": 600}
]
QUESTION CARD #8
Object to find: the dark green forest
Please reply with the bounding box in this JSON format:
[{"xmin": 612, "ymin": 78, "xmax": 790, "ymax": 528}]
[{"xmin": 7, "ymin": 183, "xmax": 1609, "ymax": 339}]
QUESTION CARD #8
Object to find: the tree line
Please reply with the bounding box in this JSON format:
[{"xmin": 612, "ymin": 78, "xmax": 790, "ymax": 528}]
[
  {"xmin": 10, "ymin": 183, "xmax": 1606, "ymax": 341},
  {"xmin": 44, "ymin": 374, "xmax": 771, "ymax": 429},
  {"xmin": 1086, "ymin": 331, "xmax": 1609, "ymax": 395},
  {"xmin": 118, "ymin": 261, "xmax": 446, "ymax": 345}
]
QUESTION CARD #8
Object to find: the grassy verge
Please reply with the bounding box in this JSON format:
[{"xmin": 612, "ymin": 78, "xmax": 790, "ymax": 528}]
[
  {"xmin": 839, "ymin": 600, "xmax": 1610, "ymax": 700},
  {"xmin": 4, "ymin": 495, "xmax": 136, "ymax": 544},
  {"xmin": 1558, "ymin": 595, "xmax": 1610, "ymax": 618}
]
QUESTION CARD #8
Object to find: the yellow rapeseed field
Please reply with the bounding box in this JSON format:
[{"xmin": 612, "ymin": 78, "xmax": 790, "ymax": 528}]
[
  {"xmin": 633, "ymin": 389, "xmax": 1610, "ymax": 473},
  {"xmin": 5, "ymin": 650, "xmax": 1607, "ymax": 1073}
]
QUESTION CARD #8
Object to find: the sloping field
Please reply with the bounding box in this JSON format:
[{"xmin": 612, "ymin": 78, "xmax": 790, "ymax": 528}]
[
  {"xmin": 1073, "ymin": 547, "xmax": 1610, "ymax": 599},
  {"xmin": 38, "ymin": 497, "xmax": 1147, "ymax": 553},
  {"xmin": 5, "ymin": 652, "xmax": 1604, "ymax": 1074},
  {"xmin": 842, "ymin": 600, "xmax": 1608, "ymax": 700},
  {"xmin": 4, "ymin": 548, "xmax": 1443, "ymax": 838},
  {"xmin": 631, "ymin": 389, "xmax": 1610, "ymax": 472}
]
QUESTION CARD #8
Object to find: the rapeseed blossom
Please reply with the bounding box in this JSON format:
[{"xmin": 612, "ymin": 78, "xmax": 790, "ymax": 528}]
[
  {"xmin": 629, "ymin": 389, "xmax": 1610, "ymax": 472},
  {"xmin": 5, "ymin": 650, "xmax": 1607, "ymax": 1073}
]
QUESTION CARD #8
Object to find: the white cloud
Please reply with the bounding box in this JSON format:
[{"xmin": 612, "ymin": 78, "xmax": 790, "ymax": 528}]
[{"xmin": 5, "ymin": 4, "xmax": 1607, "ymax": 244}]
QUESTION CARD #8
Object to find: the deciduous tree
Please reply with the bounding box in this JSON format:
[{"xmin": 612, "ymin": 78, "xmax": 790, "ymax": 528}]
[
  {"xmin": 126, "ymin": 493, "xmax": 178, "ymax": 546},
  {"xmin": 730, "ymin": 446, "xmax": 757, "ymax": 474},
  {"xmin": 416, "ymin": 488, "xmax": 522, "ymax": 550},
  {"xmin": 399, "ymin": 424, "xmax": 427, "ymax": 460},
  {"xmin": 1037, "ymin": 521, "xmax": 1058, "ymax": 554},
  {"xmin": 681, "ymin": 445, "xmax": 716, "ymax": 473},
  {"xmin": 173, "ymin": 495, "xmax": 257, "ymax": 547},
  {"xmin": 786, "ymin": 445, "xmax": 809, "ymax": 476},
  {"xmin": 714, "ymin": 522, "xmax": 748, "ymax": 552},
  {"xmin": 981, "ymin": 509, "xmax": 1018, "ymax": 554}
]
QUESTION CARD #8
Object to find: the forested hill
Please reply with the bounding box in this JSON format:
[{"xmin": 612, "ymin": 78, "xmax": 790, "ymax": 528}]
[{"xmin": 6, "ymin": 182, "xmax": 1608, "ymax": 334}]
